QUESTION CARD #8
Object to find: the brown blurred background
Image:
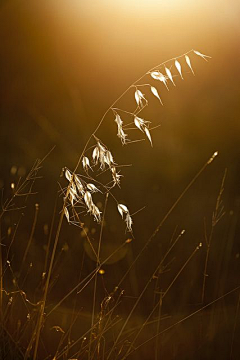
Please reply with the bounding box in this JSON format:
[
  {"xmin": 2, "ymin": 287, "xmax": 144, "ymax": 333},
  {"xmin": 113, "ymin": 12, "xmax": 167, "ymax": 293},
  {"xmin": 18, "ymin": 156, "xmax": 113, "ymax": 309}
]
[{"xmin": 0, "ymin": 0, "xmax": 240, "ymax": 358}]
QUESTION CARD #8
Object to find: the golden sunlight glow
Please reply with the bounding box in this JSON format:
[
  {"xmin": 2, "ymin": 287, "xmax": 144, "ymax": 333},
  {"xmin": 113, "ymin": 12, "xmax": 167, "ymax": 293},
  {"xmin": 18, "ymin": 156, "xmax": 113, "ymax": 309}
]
[
  {"xmin": 110, "ymin": 0, "xmax": 191, "ymax": 11},
  {"xmin": 57, "ymin": 0, "xmax": 206, "ymax": 18}
]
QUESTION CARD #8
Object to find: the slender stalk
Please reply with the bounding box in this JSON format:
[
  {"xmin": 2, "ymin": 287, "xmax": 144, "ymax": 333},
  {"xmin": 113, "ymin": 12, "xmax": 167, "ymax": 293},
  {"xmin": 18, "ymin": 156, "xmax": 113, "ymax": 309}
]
[
  {"xmin": 230, "ymin": 290, "xmax": 240, "ymax": 358},
  {"xmin": 0, "ymin": 147, "xmax": 54, "ymax": 220},
  {"xmin": 121, "ymin": 243, "xmax": 202, "ymax": 360},
  {"xmin": 56, "ymin": 297, "xmax": 123, "ymax": 359},
  {"xmin": 201, "ymin": 235, "xmax": 211, "ymax": 303},
  {"xmin": 72, "ymin": 50, "xmax": 194, "ymax": 174},
  {"xmin": 43, "ymin": 192, "xmax": 58, "ymax": 273},
  {"xmin": 153, "ymin": 227, "xmax": 179, "ymax": 359},
  {"xmin": 201, "ymin": 169, "xmax": 226, "ymax": 303},
  {"xmin": 31, "ymin": 210, "xmax": 65, "ymax": 360},
  {"xmin": 125, "ymin": 286, "xmax": 240, "ymax": 359},
  {"xmin": 30, "ymin": 51, "xmax": 210, "ymax": 358},
  {"xmin": 21, "ymin": 203, "xmax": 39, "ymax": 272},
  {"xmin": 163, "ymin": 243, "xmax": 202, "ymax": 299},
  {"xmin": 107, "ymin": 229, "xmax": 185, "ymax": 359},
  {"xmin": 46, "ymin": 240, "xmax": 129, "ymax": 318},
  {"xmin": 117, "ymin": 152, "xmax": 218, "ymax": 291},
  {"xmin": 89, "ymin": 193, "xmax": 109, "ymax": 360},
  {"xmin": 72, "ymin": 207, "xmax": 98, "ymax": 260},
  {"xmin": 6, "ymin": 215, "xmax": 22, "ymax": 260},
  {"xmin": 154, "ymin": 292, "xmax": 163, "ymax": 360}
]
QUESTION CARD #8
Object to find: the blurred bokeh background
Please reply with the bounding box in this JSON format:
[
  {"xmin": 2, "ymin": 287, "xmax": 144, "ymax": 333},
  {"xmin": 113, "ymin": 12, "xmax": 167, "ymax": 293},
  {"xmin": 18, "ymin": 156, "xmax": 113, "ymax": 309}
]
[{"xmin": 0, "ymin": 0, "xmax": 240, "ymax": 358}]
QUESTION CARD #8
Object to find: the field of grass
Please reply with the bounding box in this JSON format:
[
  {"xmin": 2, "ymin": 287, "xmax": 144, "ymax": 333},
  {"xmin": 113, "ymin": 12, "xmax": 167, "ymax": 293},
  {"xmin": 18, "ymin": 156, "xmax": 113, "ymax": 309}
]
[{"xmin": 1, "ymin": 45, "xmax": 240, "ymax": 360}]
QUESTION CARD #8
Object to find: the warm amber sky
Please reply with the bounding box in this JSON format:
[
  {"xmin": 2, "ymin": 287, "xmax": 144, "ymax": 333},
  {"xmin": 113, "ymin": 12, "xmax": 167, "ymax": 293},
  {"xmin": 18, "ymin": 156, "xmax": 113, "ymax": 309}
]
[{"xmin": 1, "ymin": 0, "xmax": 239, "ymax": 157}]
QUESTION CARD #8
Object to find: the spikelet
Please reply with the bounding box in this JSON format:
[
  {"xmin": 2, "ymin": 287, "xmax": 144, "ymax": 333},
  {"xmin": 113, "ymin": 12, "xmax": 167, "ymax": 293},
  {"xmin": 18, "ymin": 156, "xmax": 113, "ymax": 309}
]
[
  {"xmin": 114, "ymin": 113, "xmax": 128, "ymax": 145},
  {"xmin": 125, "ymin": 213, "xmax": 133, "ymax": 232},
  {"xmin": 104, "ymin": 150, "xmax": 115, "ymax": 167},
  {"xmin": 82, "ymin": 156, "xmax": 92, "ymax": 171},
  {"xmin": 207, "ymin": 151, "xmax": 218, "ymax": 164},
  {"xmin": 65, "ymin": 169, "xmax": 72, "ymax": 182},
  {"xmin": 84, "ymin": 191, "xmax": 93, "ymax": 210},
  {"xmin": 64, "ymin": 207, "xmax": 70, "ymax": 222},
  {"xmin": 117, "ymin": 204, "xmax": 133, "ymax": 232},
  {"xmin": 135, "ymin": 89, "xmax": 147, "ymax": 108},
  {"xmin": 92, "ymin": 204, "xmax": 102, "ymax": 223},
  {"xmin": 150, "ymin": 71, "xmax": 169, "ymax": 90},
  {"xmin": 144, "ymin": 127, "xmax": 153, "ymax": 147},
  {"xmin": 150, "ymin": 86, "xmax": 163, "ymax": 105},
  {"xmin": 83, "ymin": 191, "xmax": 102, "ymax": 222},
  {"xmin": 92, "ymin": 146, "xmax": 100, "ymax": 164},
  {"xmin": 69, "ymin": 188, "xmax": 76, "ymax": 205},
  {"xmin": 194, "ymin": 50, "xmax": 211, "ymax": 61},
  {"xmin": 185, "ymin": 55, "xmax": 195, "ymax": 75},
  {"xmin": 74, "ymin": 175, "xmax": 84, "ymax": 194},
  {"xmin": 97, "ymin": 142, "xmax": 108, "ymax": 170},
  {"xmin": 150, "ymin": 71, "xmax": 162, "ymax": 80},
  {"xmin": 70, "ymin": 181, "xmax": 77, "ymax": 195},
  {"xmin": 165, "ymin": 67, "xmax": 175, "ymax": 86},
  {"xmin": 87, "ymin": 183, "xmax": 100, "ymax": 193},
  {"xmin": 118, "ymin": 204, "xmax": 129, "ymax": 218},
  {"xmin": 134, "ymin": 116, "xmax": 153, "ymax": 146},
  {"xmin": 175, "ymin": 60, "xmax": 183, "ymax": 79},
  {"xmin": 111, "ymin": 166, "xmax": 122, "ymax": 187}
]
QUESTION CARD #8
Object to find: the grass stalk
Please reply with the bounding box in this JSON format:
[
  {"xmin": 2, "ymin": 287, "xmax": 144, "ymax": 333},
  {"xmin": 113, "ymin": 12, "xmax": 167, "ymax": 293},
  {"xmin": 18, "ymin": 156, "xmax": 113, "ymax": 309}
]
[
  {"xmin": 230, "ymin": 290, "xmax": 240, "ymax": 358},
  {"xmin": 21, "ymin": 203, "xmax": 39, "ymax": 273},
  {"xmin": 89, "ymin": 192, "xmax": 109, "ymax": 359},
  {"xmin": 121, "ymin": 243, "xmax": 202, "ymax": 359},
  {"xmin": 126, "ymin": 285, "xmax": 240, "ymax": 359},
  {"xmin": 201, "ymin": 169, "xmax": 226, "ymax": 304}
]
